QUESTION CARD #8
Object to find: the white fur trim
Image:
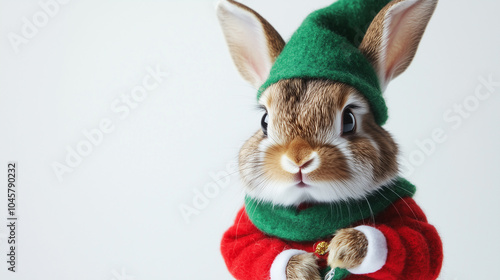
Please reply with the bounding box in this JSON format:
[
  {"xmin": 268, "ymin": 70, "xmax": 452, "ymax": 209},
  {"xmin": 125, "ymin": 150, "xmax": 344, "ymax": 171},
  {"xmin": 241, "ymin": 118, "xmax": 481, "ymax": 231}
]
[
  {"xmin": 270, "ymin": 249, "xmax": 307, "ymax": 280},
  {"xmin": 348, "ymin": 226, "xmax": 388, "ymax": 275}
]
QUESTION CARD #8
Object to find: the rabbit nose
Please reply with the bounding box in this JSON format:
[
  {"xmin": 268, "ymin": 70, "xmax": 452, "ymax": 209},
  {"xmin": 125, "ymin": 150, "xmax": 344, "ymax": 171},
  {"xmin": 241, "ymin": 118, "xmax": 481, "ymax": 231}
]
[
  {"xmin": 281, "ymin": 138, "xmax": 320, "ymax": 174},
  {"xmin": 281, "ymin": 152, "xmax": 320, "ymax": 174}
]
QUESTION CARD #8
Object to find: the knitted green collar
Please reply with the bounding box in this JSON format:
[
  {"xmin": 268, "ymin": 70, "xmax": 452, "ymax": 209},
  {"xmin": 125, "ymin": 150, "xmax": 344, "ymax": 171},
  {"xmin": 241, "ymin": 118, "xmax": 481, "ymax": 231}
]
[{"xmin": 244, "ymin": 178, "xmax": 416, "ymax": 242}]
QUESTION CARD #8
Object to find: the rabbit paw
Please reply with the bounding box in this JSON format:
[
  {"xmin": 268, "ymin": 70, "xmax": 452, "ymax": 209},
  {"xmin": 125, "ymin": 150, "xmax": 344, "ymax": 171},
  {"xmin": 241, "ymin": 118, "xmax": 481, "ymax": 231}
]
[
  {"xmin": 286, "ymin": 253, "xmax": 321, "ymax": 280},
  {"xmin": 327, "ymin": 228, "xmax": 368, "ymax": 270}
]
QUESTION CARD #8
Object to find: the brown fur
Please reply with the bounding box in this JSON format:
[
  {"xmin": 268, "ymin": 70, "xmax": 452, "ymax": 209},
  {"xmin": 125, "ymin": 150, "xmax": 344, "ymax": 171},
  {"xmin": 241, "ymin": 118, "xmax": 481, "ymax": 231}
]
[
  {"xmin": 262, "ymin": 79, "xmax": 351, "ymax": 142},
  {"xmin": 262, "ymin": 142, "xmax": 300, "ymax": 184},
  {"xmin": 238, "ymin": 130, "xmax": 266, "ymax": 192},
  {"xmin": 261, "ymin": 80, "xmax": 354, "ymax": 183},
  {"xmin": 310, "ymin": 144, "xmax": 351, "ymax": 182},
  {"xmin": 285, "ymin": 138, "xmax": 314, "ymax": 166},
  {"xmin": 240, "ymin": 79, "xmax": 398, "ymax": 195},
  {"xmin": 361, "ymin": 116, "xmax": 399, "ymax": 182},
  {"xmin": 328, "ymin": 228, "xmax": 369, "ymax": 269},
  {"xmin": 286, "ymin": 253, "xmax": 321, "ymax": 280}
]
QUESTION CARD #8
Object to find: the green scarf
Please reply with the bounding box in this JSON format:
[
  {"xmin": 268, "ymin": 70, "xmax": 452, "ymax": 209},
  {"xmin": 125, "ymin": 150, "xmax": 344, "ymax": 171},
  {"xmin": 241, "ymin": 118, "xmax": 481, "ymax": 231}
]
[
  {"xmin": 245, "ymin": 177, "xmax": 416, "ymax": 242},
  {"xmin": 245, "ymin": 178, "xmax": 415, "ymax": 279}
]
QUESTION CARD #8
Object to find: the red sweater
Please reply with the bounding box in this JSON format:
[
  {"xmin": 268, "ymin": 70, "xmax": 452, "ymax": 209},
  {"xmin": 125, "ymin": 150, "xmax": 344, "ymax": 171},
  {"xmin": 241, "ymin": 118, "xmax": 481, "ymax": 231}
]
[{"xmin": 221, "ymin": 197, "xmax": 443, "ymax": 280}]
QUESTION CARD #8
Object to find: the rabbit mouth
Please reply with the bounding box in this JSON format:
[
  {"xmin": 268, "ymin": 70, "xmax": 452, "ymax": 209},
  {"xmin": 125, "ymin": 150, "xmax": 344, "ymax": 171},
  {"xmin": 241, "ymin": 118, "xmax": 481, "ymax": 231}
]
[
  {"xmin": 294, "ymin": 170, "xmax": 311, "ymax": 188},
  {"xmin": 296, "ymin": 181, "xmax": 309, "ymax": 188}
]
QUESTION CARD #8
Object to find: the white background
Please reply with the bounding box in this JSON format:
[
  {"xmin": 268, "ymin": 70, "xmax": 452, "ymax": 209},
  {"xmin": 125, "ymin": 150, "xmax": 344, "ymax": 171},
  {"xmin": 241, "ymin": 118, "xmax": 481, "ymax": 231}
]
[{"xmin": 0, "ymin": 0, "xmax": 499, "ymax": 279}]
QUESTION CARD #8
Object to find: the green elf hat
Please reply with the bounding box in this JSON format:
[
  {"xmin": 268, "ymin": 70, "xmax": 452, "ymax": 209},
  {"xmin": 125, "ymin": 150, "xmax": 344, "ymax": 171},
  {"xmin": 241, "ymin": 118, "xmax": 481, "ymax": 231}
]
[{"xmin": 257, "ymin": 0, "xmax": 392, "ymax": 125}]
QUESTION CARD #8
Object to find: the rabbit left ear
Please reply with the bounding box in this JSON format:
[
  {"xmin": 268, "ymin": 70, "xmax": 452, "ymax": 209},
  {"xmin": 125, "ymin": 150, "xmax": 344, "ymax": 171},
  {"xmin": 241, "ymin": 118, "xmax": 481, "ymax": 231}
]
[
  {"xmin": 359, "ymin": 0, "xmax": 438, "ymax": 91},
  {"xmin": 216, "ymin": 0, "xmax": 285, "ymax": 89}
]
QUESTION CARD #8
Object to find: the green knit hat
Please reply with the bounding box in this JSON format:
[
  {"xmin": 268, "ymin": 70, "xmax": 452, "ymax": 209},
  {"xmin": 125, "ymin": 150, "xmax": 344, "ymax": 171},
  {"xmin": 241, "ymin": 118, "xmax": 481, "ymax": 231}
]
[{"xmin": 257, "ymin": 0, "xmax": 392, "ymax": 125}]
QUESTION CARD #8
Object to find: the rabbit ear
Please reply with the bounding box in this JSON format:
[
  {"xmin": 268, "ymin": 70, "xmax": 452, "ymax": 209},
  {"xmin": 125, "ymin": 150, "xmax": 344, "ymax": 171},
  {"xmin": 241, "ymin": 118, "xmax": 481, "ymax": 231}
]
[
  {"xmin": 216, "ymin": 0, "xmax": 285, "ymax": 88},
  {"xmin": 359, "ymin": 0, "xmax": 438, "ymax": 91}
]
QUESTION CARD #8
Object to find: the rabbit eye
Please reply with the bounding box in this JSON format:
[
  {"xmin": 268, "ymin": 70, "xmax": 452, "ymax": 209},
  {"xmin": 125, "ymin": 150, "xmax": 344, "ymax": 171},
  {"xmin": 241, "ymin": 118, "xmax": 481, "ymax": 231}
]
[
  {"xmin": 261, "ymin": 113, "xmax": 268, "ymax": 136},
  {"xmin": 342, "ymin": 109, "xmax": 356, "ymax": 135}
]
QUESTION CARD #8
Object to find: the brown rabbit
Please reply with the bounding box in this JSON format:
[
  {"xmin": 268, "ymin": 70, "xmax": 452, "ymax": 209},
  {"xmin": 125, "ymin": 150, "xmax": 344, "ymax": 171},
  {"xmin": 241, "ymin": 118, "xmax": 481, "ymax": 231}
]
[{"xmin": 217, "ymin": 0, "xmax": 443, "ymax": 279}]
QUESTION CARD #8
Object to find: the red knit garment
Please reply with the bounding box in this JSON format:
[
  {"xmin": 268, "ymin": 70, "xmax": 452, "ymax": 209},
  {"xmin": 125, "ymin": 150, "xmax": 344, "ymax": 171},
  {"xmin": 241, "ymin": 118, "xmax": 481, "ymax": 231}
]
[{"xmin": 221, "ymin": 197, "xmax": 443, "ymax": 280}]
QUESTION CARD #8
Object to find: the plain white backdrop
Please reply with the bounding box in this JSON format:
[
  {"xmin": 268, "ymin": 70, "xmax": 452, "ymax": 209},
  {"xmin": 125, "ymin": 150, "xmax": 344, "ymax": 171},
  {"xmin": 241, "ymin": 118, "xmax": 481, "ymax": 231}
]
[{"xmin": 0, "ymin": 0, "xmax": 499, "ymax": 279}]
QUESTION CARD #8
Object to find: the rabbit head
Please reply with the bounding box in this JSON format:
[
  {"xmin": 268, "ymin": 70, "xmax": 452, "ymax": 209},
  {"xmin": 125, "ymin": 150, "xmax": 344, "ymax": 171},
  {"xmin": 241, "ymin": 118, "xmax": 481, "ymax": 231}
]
[{"xmin": 216, "ymin": 0, "xmax": 437, "ymax": 206}]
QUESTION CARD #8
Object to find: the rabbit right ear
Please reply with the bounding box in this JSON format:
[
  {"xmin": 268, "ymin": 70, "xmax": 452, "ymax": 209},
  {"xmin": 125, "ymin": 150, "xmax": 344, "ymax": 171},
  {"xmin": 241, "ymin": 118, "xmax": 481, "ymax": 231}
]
[
  {"xmin": 359, "ymin": 0, "xmax": 438, "ymax": 92},
  {"xmin": 216, "ymin": 0, "xmax": 285, "ymax": 89}
]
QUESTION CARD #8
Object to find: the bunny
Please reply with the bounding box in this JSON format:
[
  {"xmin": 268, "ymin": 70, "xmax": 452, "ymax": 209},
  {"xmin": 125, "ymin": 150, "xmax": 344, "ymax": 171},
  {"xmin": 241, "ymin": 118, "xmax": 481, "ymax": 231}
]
[{"xmin": 216, "ymin": 0, "xmax": 443, "ymax": 279}]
